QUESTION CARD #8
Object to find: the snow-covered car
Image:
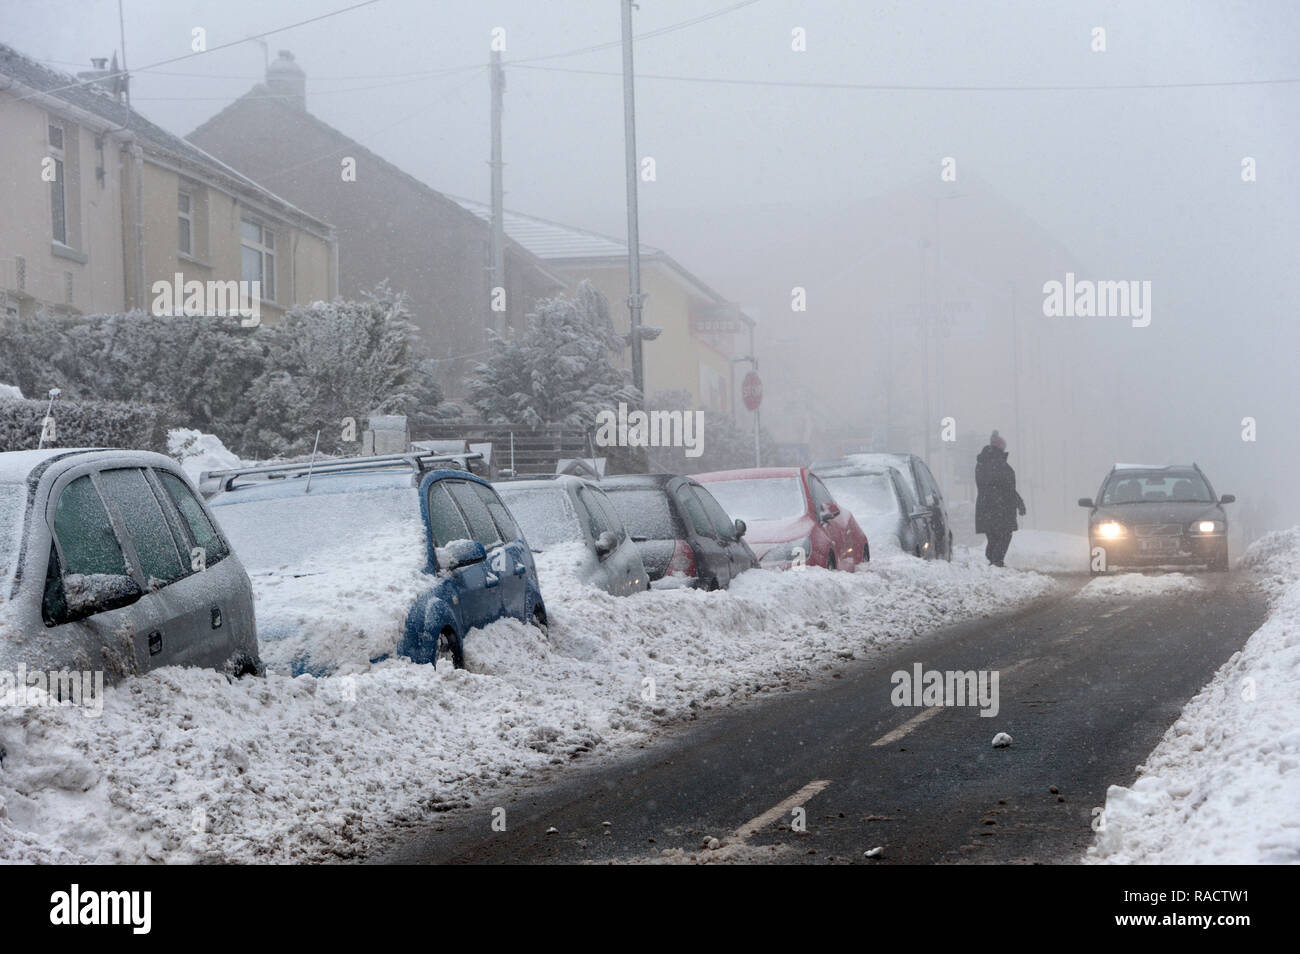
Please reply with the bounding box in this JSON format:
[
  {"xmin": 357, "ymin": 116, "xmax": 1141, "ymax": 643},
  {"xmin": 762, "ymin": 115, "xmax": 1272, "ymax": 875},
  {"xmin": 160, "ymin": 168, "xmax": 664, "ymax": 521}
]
[
  {"xmin": 695, "ymin": 467, "xmax": 868, "ymax": 571},
  {"xmin": 815, "ymin": 453, "xmax": 953, "ymax": 560},
  {"xmin": 0, "ymin": 449, "xmax": 261, "ymax": 681},
  {"xmin": 601, "ymin": 474, "xmax": 759, "ymax": 590},
  {"xmin": 1079, "ymin": 463, "xmax": 1234, "ymax": 573},
  {"xmin": 493, "ymin": 475, "xmax": 648, "ymax": 596},
  {"xmin": 814, "ymin": 465, "xmax": 931, "ymax": 558},
  {"xmin": 207, "ymin": 458, "xmax": 546, "ymax": 673}
]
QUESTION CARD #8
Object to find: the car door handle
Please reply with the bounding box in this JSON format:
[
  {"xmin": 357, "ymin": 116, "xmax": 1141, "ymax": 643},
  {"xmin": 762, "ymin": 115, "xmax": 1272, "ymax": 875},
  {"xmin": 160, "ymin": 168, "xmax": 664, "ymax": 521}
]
[
  {"xmin": 484, "ymin": 573, "xmax": 500, "ymax": 587},
  {"xmin": 148, "ymin": 630, "xmax": 163, "ymax": 656},
  {"xmin": 512, "ymin": 564, "xmax": 528, "ymax": 576}
]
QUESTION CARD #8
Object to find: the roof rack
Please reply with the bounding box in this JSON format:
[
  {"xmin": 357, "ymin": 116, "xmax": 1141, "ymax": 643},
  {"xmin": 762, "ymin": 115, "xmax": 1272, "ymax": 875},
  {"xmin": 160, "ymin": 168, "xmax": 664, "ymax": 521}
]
[{"xmin": 199, "ymin": 451, "xmax": 483, "ymax": 496}]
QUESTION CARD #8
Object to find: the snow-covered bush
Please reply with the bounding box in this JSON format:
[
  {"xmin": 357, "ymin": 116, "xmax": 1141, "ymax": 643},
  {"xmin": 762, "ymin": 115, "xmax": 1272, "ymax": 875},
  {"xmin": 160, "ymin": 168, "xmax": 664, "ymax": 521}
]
[
  {"xmin": 0, "ymin": 398, "xmax": 168, "ymax": 452},
  {"xmin": 465, "ymin": 281, "xmax": 639, "ymax": 427}
]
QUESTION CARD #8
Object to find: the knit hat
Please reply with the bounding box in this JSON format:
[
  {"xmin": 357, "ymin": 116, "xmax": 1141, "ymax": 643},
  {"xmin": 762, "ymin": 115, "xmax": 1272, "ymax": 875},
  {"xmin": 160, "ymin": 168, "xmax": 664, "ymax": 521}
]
[{"xmin": 990, "ymin": 430, "xmax": 1006, "ymax": 450}]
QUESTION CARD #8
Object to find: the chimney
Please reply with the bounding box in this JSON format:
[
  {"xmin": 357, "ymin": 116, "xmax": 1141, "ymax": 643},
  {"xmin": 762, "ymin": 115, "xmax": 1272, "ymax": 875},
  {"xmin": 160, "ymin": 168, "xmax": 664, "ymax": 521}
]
[{"xmin": 266, "ymin": 49, "xmax": 306, "ymax": 111}]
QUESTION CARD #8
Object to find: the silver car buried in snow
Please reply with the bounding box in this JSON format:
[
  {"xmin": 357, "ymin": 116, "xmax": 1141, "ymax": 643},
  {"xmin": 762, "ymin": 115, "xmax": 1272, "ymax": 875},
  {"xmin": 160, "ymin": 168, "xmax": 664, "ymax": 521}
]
[{"xmin": 0, "ymin": 449, "xmax": 261, "ymax": 682}]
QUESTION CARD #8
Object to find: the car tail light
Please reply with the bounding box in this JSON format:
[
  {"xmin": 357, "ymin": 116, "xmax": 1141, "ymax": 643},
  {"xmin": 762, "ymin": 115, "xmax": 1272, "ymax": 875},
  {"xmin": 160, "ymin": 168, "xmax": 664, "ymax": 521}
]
[{"xmin": 667, "ymin": 540, "xmax": 696, "ymax": 577}]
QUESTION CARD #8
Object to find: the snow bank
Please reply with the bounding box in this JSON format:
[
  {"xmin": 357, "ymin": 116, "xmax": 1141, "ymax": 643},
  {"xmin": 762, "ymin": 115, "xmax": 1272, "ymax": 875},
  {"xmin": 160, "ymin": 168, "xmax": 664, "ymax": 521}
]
[
  {"xmin": 0, "ymin": 557, "xmax": 1056, "ymax": 864},
  {"xmin": 1074, "ymin": 572, "xmax": 1203, "ymax": 600},
  {"xmin": 0, "ymin": 384, "xmax": 22, "ymax": 401},
  {"xmin": 956, "ymin": 529, "xmax": 1089, "ymax": 573},
  {"xmin": 1088, "ymin": 527, "xmax": 1300, "ymax": 864},
  {"xmin": 167, "ymin": 428, "xmax": 241, "ymax": 483}
]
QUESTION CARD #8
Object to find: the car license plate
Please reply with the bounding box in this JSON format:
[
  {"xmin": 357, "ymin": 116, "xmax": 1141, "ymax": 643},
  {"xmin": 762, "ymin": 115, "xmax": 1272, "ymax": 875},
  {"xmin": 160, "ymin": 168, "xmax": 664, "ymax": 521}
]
[{"xmin": 1138, "ymin": 537, "xmax": 1179, "ymax": 554}]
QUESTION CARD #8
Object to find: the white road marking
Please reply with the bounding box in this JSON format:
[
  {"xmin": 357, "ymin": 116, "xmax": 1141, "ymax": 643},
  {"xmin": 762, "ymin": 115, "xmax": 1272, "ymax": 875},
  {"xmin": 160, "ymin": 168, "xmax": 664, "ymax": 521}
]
[
  {"xmin": 1098, "ymin": 604, "xmax": 1132, "ymax": 618},
  {"xmin": 731, "ymin": 779, "xmax": 830, "ymax": 844}
]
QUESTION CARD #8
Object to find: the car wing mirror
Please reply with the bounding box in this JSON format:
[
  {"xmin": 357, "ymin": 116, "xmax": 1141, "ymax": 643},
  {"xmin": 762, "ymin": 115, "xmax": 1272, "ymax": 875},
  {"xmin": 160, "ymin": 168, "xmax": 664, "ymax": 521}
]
[
  {"xmin": 441, "ymin": 539, "xmax": 487, "ymax": 570},
  {"xmin": 1077, "ymin": 498, "xmax": 1094, "ymax": 508},
  {"xmin": 909, "ymin": 508, "xmax": 931, "ymax": 520},
  {"xmin": 818, "ymin": 503, "xmax": 838, "ymax": 523},
  {"xmin": 1219, "ymin": 494, "xmax": 1235, "ymax": 504},
  {"xmin": 595, "ymin": 530, "xmax": 618, "ymax": 557},
  {"xmin": 63, "ymin": 573, "xmax": 143, "ymax": 622},
  {"xmin": 733, "ymin": 518, "xmax": 747, "ymax": 539}
]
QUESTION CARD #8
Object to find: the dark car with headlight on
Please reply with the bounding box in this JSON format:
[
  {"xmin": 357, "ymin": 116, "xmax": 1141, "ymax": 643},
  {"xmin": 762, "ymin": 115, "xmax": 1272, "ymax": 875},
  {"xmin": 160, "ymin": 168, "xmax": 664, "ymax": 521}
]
[{"xmin": 1078, "ymin": 463, "xmax": 1233, "ymax": 573}]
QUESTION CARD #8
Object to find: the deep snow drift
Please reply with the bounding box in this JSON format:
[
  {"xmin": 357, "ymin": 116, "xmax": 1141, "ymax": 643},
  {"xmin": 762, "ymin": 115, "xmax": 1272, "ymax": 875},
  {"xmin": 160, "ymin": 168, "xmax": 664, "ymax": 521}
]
[
  {"xmin": 1088, "ymin": 528, "xmax": 1300, "ymax": 864},
  {"xmin": 0, "ymin": 553, "xmax": 1055, "ymax": 863}
]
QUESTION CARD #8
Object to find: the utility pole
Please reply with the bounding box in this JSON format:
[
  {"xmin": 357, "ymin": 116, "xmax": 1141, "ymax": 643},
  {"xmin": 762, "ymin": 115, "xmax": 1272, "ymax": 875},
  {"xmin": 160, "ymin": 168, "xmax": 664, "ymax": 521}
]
[
  {"xmin": 621, "ymin": 0, "xmax": 645, "ymax": 397},
  {"xmin": 489, "ymin": 49, "xmax": 506, "ymax": 337},
  {"xmin": 117, "ymin": 0, "xmax": 130, "ymax": 107}
]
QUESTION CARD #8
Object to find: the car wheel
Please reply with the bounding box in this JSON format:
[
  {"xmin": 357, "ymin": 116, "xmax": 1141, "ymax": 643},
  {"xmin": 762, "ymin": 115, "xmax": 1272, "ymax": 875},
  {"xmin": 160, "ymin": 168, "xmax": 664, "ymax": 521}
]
[
  {"xmin": 436, "ymin": 627, "xmax": 464, "ymax": 670},
  {"xmin": 532, "ymin": 607, "xmax": 549, "ymax": 638}
]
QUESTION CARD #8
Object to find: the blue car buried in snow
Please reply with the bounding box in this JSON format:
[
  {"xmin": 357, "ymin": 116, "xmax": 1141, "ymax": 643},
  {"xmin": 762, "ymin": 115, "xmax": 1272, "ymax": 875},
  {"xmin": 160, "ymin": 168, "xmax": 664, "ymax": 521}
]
[{"xmin": 204, "ymin": 453, "xmax": 547, "ymax": 674}]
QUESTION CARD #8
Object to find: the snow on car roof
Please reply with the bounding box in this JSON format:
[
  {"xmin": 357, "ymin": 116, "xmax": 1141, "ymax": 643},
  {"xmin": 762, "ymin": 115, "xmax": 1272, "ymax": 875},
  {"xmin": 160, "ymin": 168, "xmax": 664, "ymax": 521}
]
[{"xmin": 0, "ymin": 448, "xmax": 99, "ymax": 483}]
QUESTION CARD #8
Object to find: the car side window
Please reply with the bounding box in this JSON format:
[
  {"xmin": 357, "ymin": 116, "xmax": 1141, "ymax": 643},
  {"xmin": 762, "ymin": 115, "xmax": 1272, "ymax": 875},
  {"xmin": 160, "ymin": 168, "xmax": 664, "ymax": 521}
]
[
  {"xmin": 809, "ymin": 475, "xmax": 835, "ymax": 512},
  {"xmin": 586, "ymin": 487, "xmax": 626, "ymax": 542},
  {"xmin": 918, "ymin": 463, "xmax": 941, "ymax": 504},
  {"xmin": 471, "ymin": 482, "xmax": 520, "ymax": 542},
  {"xmin": 574, "ymin": 487, "xmax": 606, "ymax": 540},
  {"xmin": 446, "ymin": 481, "xmax": 502, "ymax": 547},
  {"xmin": 426, "ymin": 481, "xmax": 471, "ymax": 546},
  {"xmin": 676, "ymin": 486, "xmax": 715, "ymax": 538},
  {"xmin": 52, "ymin": 475, "xmax": 129, "ymax": 578},
  {"xmin": 691, "ymin": 486, "xmax": 737, "ymax": 540},
  {"xmin": 157, "ymin": 471, "xmax": 229, "ymax": 566},
  {"xmin": 96, "ymin": 468, "xmax": 187, "ymax": 588}
]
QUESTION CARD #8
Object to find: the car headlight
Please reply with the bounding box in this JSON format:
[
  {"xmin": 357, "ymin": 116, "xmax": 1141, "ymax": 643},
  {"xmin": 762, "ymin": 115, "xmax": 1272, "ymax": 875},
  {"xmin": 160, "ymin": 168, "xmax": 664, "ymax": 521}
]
[
  {"xmin": 1096, "ymin": 521, "xmax": 1125, "ymax": 540},
  {"xmin": 1192, "ymin": 520, "xmax": 1224, "ymax": 533},
  {"xmin": 761, "ymin": 536, "xmax": 812, "ymax": 566}
]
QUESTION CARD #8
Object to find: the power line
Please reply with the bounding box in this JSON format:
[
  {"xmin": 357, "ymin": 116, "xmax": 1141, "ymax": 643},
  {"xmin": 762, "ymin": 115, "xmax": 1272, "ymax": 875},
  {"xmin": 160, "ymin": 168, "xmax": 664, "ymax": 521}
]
[
  {"xmin": 511, "ymin": 62, "xmax": 1300, "ymax": 92},
  {"xmin": 2, "ymin": 0, "xmax": 384, "ymax": 107}
]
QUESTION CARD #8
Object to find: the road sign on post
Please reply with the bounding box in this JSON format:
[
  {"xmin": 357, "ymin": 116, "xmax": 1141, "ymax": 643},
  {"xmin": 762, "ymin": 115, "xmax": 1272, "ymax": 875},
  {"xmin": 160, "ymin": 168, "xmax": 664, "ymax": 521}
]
[{"xmin": 742, "ymin": 370, "xmax": 763, "ymax": 412}]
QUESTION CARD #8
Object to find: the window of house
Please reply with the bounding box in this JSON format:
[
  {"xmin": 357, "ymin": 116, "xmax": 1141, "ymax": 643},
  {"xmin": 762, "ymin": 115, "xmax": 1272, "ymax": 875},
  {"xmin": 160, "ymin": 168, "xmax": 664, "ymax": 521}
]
[
  {"xmin": 48, "ymin": 123, "xmax": 66, "ymax": 245},
  {"xmin": 240, "ymin": 219, "xmax": 275, "ymax": 301},
  {"xmin": 178, "ymin": 190, "xmax": 193, "ymax": 255}
]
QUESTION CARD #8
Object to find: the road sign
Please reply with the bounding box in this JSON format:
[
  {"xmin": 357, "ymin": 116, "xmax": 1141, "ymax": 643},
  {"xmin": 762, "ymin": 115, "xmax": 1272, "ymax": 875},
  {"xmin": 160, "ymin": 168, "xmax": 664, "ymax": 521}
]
[{"xmin": 742, "ymin": 370, "xmax": 763, "ymax": 412}]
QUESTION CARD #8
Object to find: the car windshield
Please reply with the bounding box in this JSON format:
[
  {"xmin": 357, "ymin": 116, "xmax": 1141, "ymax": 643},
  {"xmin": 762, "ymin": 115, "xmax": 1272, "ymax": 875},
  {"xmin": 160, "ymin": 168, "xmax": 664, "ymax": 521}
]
[
  {"xmin": 702, "ymin": 477, "xmax": 806, "ymax": 522},
  {"xmin": 494, "ymin": 487, "xmax": 582, "ymax": 551},
  {"xmin": 822, "ymin": 474, "xmax": 898, "ymax": 516},
  {"xmin": 1100, "ymin": 471, "xmax": 1213, "ymax": 504},
  {"xmin": 0, "ymin": 483, "xmax": 26, "ymax": 591},
  {"xmin": 603, "ymin": 487, "xmax": 678, "ymax": 540},
  {"xmin": 211, "ymin": 485, "xmax": 425, "ymax": 573}
]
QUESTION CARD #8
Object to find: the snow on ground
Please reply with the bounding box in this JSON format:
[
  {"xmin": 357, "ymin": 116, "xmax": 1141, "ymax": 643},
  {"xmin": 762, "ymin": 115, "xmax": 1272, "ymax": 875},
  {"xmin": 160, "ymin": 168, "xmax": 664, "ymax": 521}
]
[
  {"xmin": 1088, "ymin": 527, "xmax": 1300, "ymax": 864},
  {"xmin": 956, "ymin": 529, "xmax": 1089, "ymax": 573},
  {"xmin": 167, "ymin": 428, "xmax": 242, "ymax": 482},
  {"xmin": 0, "ymin": 384, "xmax": 22, "ymax": 401},
  {"xmin": 1074, "ymin": 572, "xmax": 1204, "ymax": 600},
  {"xmin": 0, "ymin": 555, "xmax": 1056, "ymax": 864}
]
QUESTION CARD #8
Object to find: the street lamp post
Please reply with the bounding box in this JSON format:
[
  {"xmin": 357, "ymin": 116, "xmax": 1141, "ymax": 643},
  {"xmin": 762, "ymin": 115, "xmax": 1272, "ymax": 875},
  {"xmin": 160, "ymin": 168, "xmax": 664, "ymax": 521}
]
[{"xmin": 621, "ymin": 0, "xmax": 645, "ymax": 397}]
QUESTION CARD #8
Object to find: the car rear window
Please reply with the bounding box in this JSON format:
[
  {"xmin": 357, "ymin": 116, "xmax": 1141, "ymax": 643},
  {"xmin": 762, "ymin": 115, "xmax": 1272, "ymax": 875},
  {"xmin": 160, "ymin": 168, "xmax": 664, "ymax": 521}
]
[
  {"xmin": 213, "ymin": 486, "xmax": 424, "ymax": 573},
  {"xmin": 495, "ymin": 486, "xmax": 582, "ymax": 551},
  {"xmin": 701, "ymin": 477, "xmax": 805, "ymax": 522},
  {"xmin": 822, "ymin": 474, "xmax": 897, "ymax": 516},
  {"xmin": 604, "ymin": 487, "xmax": 679, "ymax": 540}
]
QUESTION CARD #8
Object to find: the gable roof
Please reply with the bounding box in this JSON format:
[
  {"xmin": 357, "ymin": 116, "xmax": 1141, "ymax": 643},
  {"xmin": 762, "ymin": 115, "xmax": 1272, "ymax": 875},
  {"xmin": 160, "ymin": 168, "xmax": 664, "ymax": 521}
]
[{"xmin": 0, "ymin": 43, "xmax": 331, "ymax": 235}]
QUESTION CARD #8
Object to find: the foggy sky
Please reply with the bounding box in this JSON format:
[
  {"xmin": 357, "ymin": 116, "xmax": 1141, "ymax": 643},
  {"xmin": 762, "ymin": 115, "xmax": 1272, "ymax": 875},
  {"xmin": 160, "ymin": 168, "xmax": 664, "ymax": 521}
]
[{"xmin": 5, "ymin": 0, "xmax": 1298, "ymax": 528}]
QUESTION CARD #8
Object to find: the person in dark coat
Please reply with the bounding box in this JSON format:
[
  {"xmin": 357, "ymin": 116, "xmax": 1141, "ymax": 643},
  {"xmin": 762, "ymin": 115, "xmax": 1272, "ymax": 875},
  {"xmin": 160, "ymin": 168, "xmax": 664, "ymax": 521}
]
[{"xmin": 975, "ymin": 430, "xmax": 1026, "ymax": 566}]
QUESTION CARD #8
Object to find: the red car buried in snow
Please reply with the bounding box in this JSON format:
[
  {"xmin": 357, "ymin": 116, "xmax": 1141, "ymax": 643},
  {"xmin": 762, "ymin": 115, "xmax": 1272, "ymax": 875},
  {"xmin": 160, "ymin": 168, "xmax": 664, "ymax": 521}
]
[{"xmin": 693, "ymin": 467, "xmax": 869, "ymax": 571}]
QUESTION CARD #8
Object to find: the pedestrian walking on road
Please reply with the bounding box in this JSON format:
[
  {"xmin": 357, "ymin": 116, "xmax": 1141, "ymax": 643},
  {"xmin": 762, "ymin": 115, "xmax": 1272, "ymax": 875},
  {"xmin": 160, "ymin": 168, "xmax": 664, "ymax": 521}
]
[{"xmin": 975, "ymin": 430, "xmax": 1026, "ymax": 567}]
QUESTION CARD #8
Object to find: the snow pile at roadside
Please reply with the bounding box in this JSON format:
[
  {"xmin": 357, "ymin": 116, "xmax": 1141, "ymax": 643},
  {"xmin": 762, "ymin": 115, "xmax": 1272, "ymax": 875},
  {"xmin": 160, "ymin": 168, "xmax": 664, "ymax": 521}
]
[
  {"xmin": 168, "ymin": 428, "xmax": 242, "ymax": 482},
  {"xmin": 956, "ymin": 529, "xmax": 1089, "ymax": 573},
  {"xmin": 533, "ymin": 540, "xmax": 601, "ymax": 593},
  {"xmin": 0, "ymin": 557, "xmax": 1056, "ymax": 864},
  {"xmin": 1074, "ymin": 572, "xmax": 1203, "ymax": 600},
  {"xmin": 1088, "ymin": 527, "xmax": 1300, "ymax": 864},
  {"xmin": 0, "ymin": 384, "xmax": 22, "ymax": 401}
]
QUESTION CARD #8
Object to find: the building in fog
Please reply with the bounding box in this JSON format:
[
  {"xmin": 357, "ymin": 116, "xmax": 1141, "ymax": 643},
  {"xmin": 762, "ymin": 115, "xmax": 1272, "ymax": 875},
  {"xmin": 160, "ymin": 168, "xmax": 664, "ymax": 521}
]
[
  {"xmin": 0, "ymin": 43, "xmax": 335, "ymax": 324},
  {"xmin": 187, "ymin": 50, "xmax": 564, "ymax": 394},
  {"xmin": 452, "ymin": 198, "xmax": 753, "ymax": 415}
]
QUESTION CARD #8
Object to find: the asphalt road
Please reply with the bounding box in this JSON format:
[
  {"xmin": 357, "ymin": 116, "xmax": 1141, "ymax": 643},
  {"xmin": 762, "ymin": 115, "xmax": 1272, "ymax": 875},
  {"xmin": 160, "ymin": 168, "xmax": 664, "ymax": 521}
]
[{"xmin": 377, "ymin": 569, "xmax": 1266, "ymax": 865}]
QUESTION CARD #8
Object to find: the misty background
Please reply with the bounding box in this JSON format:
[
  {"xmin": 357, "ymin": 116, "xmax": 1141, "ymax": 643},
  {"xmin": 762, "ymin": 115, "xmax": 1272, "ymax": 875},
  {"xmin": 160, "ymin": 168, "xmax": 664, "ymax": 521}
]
[{"xmin": 5, "ymin": 0, "xmax": 1297, "ymax": 538}]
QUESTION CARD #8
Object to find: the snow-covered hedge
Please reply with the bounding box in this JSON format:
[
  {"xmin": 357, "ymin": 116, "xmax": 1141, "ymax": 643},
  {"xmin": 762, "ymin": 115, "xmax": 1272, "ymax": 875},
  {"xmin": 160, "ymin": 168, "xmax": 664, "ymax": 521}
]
[{"xmin": 0, "ymin": 398, "xmax": 168, "ymax": 453}]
